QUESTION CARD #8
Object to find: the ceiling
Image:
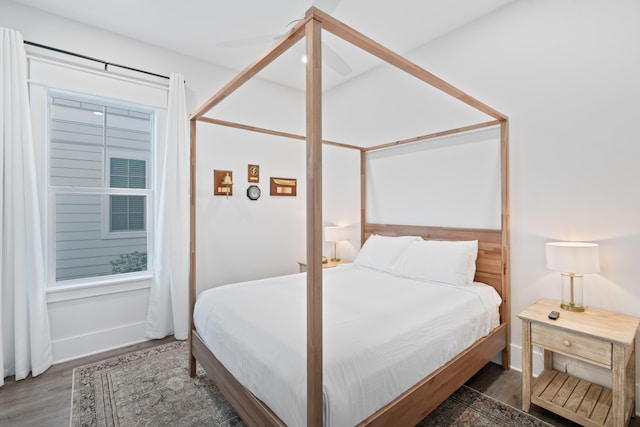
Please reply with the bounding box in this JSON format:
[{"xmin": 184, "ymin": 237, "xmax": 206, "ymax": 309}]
[{"xmin": 12, "ymin": 0, "xmax": 513, "ymax": 91}]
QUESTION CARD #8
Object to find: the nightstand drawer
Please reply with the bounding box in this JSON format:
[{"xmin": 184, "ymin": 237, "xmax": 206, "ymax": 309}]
[{"xmin": 531, "ymin": 323, "xmax": 612, "ymax": 368}]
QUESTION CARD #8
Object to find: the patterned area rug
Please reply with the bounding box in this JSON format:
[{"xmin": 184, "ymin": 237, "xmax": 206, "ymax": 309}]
[{"xmin": 71, "ymin": 340, "xmax": 552, "ymax": 426}]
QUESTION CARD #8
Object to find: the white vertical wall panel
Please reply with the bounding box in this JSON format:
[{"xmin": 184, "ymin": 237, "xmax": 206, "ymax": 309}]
[{"xmin": 366, "ymin": 127, "xmax": 501, "ymax": 229}]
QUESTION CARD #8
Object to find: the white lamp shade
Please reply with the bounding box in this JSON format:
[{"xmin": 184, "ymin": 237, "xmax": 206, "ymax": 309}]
[
  {"xmin": 546, "ymin": 242, "xmax": 600, "ymax": 274},
  {"xmin": 324, "ymin": 226, "xmax": 347, "ymax": 243}
]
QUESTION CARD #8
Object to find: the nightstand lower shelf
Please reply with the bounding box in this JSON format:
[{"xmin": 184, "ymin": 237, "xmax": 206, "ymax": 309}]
[{"xmin": 532, "ymin": 369, "xmax": 633, "ymax": 427}]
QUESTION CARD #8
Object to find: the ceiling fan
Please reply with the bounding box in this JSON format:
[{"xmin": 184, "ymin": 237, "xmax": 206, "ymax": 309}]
[{"xmin": 217, "ymin": 0, "xmax": 352, "ymax": 76}]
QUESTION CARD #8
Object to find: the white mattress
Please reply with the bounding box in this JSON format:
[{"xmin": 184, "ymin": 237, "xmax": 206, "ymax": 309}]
[{"xmin": 194, "ymin": 264, "xmax": 501, "ymax": 427}]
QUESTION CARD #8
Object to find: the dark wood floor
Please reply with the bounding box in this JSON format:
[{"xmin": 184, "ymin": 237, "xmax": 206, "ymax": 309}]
[
  {"xmin": 0, "ymin": 339, "xmax": 637, "ymax": 426},
  {"xmin": 0, "ymin": 337, "xmax": 175, "ymax": 427}
]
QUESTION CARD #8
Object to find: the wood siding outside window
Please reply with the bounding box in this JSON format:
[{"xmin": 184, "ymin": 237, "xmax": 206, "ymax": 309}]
[{"xmin": 49, "ymin": 92, "xmax": 152, "ymax": 282}]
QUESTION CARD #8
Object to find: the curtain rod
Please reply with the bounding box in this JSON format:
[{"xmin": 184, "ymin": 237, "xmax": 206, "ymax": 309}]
[{"xmin": 24, "ymin": 40, "xmax": 170, "ymax": 80}]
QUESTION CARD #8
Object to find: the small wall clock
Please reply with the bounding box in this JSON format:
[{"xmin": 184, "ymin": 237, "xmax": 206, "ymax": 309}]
[{"xmin": 246, "ymin": 185, "xmax": 261, "ymax": 200}]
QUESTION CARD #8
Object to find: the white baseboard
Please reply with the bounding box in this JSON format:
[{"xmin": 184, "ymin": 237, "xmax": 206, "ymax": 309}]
[
  {"xmin": 508, "ymin": 343, "xmax": 640, "ymax": 417},
  {"xmin": 51, "ymin": 321, "xmax": 149, "ymax": 364},
  {"xmin": 507, "ymin": 343, "xmax": 545, "ymax": 374}
]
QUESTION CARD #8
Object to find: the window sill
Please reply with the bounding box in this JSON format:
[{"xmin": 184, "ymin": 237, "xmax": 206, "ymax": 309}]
[{"xmin": 46, "ymin": 273, "xmax": 153, "ymax": 303}]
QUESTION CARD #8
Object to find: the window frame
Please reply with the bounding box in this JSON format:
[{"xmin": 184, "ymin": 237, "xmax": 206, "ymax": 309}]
[{"xmin": 46, "ymin": 89, "xmax": 156, "ymax": 287}]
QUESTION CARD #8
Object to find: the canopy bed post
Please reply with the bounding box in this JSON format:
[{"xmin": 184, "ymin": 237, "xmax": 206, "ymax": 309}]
[
  {"xmin": 360, "ymin": 149, "xmax": 366, "ymax": 247},
  {"xmin": 305, "ymin": 16, "xmax": 324, "ymax": 427},
  {"xmin": 500, "ymin": 119, "xmax": 510, "ymax": 369},
  {"xmin": 189, "ymin": 117, "xmax": 197, "ymax": 377}
]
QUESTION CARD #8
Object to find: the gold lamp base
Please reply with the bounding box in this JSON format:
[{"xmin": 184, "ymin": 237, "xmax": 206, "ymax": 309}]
[
  {"xmin": 330, "ymin": 242, "xmax": 340, "ymax": 262},
  {"xmin": 560, "ymin": 272, "xmax": 585, "ymax": 312},
  {"xmin": 560, "ymin": 302, "xmax": 585, "ymax": 312}
]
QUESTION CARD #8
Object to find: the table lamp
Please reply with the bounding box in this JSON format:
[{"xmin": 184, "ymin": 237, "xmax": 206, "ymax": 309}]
[
  {"xmin": 545, "ymin": 241, "xmax": 600, "ymax": 312},
  {"xmin": 324, "ymin": 226, "xmax": 347, "ymax": 262}
]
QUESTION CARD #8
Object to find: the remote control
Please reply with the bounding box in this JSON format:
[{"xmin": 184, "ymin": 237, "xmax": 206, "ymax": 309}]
[{"xmin": 548, "ymin": 311, "xmax": 560, "ymax": 320}]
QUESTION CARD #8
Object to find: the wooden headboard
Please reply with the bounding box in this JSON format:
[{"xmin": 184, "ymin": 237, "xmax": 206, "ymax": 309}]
[{"xmin": 363, "ymin": 223, "xmax": 507, "ymax": 321}]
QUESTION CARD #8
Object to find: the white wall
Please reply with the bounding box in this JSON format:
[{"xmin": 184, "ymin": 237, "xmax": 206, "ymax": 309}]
[
  {"xmin": 365, "ymin": 127, "xmax": 501, "ymax": 229},
  {"xmin": 0, "ymin": 1, "xmax": 360, "ymax": 362},
  {"xmin": 194, "ymin": 123, "xmax": 360, "ymax": 289},
  {"xmin": 328, "ymin": 0, "xmax": 640, "ymax": 401}
]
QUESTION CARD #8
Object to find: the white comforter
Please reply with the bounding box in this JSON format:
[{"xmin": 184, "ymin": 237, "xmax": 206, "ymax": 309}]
[{"xmin": 194, "ymin": 264, "xmax": 501, "ymax": 427}]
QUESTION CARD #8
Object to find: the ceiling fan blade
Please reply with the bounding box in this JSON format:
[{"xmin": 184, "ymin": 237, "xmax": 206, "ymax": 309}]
[
  {"xmin": 323, "ymin": 43, "xmax": 351, "ymax": 76},
  {"xmin": 217, "ymin": 34, "xmax": 281, "ymax": 48},
  {"xmin": 312, "ymin": 0, "xmax": 342, "ymax": 14}
]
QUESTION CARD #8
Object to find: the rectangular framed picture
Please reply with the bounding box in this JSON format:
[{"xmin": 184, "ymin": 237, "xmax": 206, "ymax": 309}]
[
  {"xmin": 248, "ymin": 164, "xmax": 259, "ymax": 182},
  {"xmin": 213, "ymin": 170, "xmax": 233, "ymax": 196},
  {"xmin": 270, "ymin": 177, "xmax": 297, "ymax": 196}
]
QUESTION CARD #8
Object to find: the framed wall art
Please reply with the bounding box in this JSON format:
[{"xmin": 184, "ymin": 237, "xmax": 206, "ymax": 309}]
[
  {"xmin": 248, "ymin": 164, "xmax": 259, "ymax": 182},
  {"xmin": 270, "ymin": 177, "xmax": 297, "ymax": 196},
  {"xmin": 213, "ymin": 170, "xmax": 233, "ymax": 196}
]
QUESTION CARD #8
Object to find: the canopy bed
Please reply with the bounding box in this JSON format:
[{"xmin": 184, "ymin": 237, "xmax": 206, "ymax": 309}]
[{"xmin": 188, "ymin": 7, "xmax": 510, "ymax": 427}]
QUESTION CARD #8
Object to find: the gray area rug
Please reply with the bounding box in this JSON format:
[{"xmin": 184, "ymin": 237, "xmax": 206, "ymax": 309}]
[{"xmin": 71, "ymin": 340, "xmax": 552, "ymax": 426}]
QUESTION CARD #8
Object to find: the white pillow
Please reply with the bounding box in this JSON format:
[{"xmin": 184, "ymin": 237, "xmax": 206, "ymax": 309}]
[
  {"xmin": 353, "ymin": 234, "xmax": 423, "ymax": 273},
  {"xmin": 392, "ymin": 239, "xmax": 478, "ymax": 286}
]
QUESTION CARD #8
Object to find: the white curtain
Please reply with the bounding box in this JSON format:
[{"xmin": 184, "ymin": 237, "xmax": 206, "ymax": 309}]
[
  {"xmin": 145, "ymin": 73, "xmax": 190, "ymax": 340},
  {"xmin": 1, "ymin": 28, "xmax": 53, "ymax": 386}
]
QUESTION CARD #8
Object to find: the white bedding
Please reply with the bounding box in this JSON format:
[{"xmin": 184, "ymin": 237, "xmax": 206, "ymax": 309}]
[{"xmin": 194, "ymin": 264, "xmax": 501, "ymax": 427}]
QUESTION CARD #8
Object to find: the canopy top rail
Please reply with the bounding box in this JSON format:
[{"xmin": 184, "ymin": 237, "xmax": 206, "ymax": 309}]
[
  {"xmin": 190, "ymin": 14, "xmax": 310, "ymax": 120},
  {"xmin": 311, "ymin": 7, "xmax": 506, "ymax": 121},
  {"xmin": 199, "ymin": 116, "xmax": 501, "ymax": 154},
  {"xmin": 198, "ymin": 116, "xmax": 362, "ymax": 151},
  {"xmin": 190, "ymin": 7, "xmax": 507, "ymax": 142},
  {"xmin": 364, "ymin": 120, "xmax": 501, "ymax": 152}
]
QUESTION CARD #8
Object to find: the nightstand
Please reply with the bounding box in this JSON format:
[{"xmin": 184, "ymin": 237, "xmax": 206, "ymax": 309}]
[
  {"xmin": 518, "ymin": 299, "xmax": 640, "ymax": 427},
  {"xmin": 297, "ymin": 260, "xmax": 346, "ymax": 273}
]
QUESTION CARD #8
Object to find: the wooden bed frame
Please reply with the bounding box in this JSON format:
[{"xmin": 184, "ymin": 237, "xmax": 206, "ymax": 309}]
[
  {"xmin": 191, "ymin": 223, "xmax": 509, "ymax": 426},
  {"xmin": 188, "ymin": 7, "xmax": 510, "ymax": 427}
]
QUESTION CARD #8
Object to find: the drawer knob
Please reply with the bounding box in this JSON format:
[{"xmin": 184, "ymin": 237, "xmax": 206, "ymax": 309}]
[{"xmin": 563, "ymin": 340, "xmax": 571, "ymax": 347}]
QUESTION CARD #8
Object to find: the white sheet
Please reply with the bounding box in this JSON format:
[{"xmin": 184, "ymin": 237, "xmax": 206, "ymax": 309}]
[{"xmin": 194, "ymin": 264, "xmax": 501, "ymax": 427}]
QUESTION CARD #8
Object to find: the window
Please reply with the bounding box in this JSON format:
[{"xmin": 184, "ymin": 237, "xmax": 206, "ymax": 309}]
[
  {"xmin": 48, "ymin": 91, "xmax": 154, "ymax": 283},
  {"xmin": 110, "ymin": 158, "xmax": 146, "ymax": 232},
  {"xmin": 103, "ymin": 152, "xmax": 150, "ymax": 238}
]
